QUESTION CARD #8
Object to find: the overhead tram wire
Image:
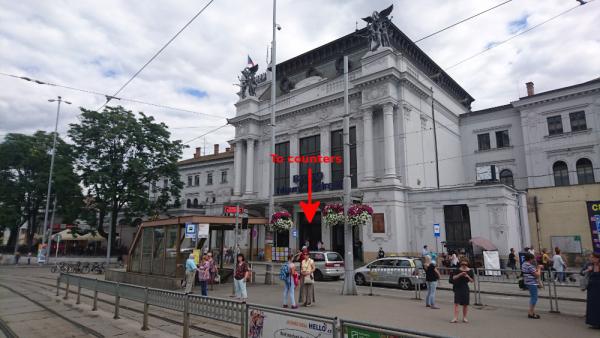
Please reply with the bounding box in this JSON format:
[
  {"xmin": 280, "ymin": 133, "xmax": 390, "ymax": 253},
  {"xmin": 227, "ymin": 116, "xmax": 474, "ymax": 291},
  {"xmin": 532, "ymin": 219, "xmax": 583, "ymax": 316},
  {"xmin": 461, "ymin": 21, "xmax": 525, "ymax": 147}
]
[
  {"xmin": 97, "ymin": 0, "xmax": 215, "ymax": 112},
  {"xmin": 446, "ymin": 0, "xmax": 595, "ymax": 70},
  {"xmin": 183, "ymin": 123, "xmax": 230, "ymax": 145},
  {"xmin": 414, "ymin": 0, "xmax": 513, "ymax": 43},
  {"xmin": 0, "ymin": 72, "xmax": 227, "ymax": 120}
]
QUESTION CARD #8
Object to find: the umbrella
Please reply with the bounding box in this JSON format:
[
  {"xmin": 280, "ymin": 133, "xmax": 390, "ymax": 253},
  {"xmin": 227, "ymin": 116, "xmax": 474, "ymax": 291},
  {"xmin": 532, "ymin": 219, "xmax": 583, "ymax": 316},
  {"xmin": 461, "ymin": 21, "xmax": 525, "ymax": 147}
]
[
  {"xmin": 79, "ymin": 232, "xmax": 106, "ymax": 241},
  {"xmin": 470, "ymin": 237, "xmax": 498, "ymax": 251}
]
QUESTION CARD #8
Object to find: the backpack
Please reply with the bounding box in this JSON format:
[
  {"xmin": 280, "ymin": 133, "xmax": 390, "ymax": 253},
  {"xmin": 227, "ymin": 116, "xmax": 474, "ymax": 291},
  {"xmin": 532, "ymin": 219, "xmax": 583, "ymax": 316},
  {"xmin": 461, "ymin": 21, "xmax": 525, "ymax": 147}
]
[{"xmin": 279, "ymin": 264, "xmax": 289, "ymax": 281}]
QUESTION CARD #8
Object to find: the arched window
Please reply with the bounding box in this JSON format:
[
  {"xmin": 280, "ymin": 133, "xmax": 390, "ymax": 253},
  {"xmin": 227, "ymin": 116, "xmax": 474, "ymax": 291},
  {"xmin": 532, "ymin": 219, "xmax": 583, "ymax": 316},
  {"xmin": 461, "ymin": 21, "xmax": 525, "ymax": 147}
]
[
  {"xmin": 193, "ymin": 198, "xmax": 198, "ymax": 208},
  {"xmin": 576, "ymin": 158, "xmax": 595, "ymax": 184},
  {"xmin": 499, "ymin": 169, "xmax": 514, "ymax": 187},
  {"xmin": 553, "ymin": 161, "xmax": 570, "ymax": 186},
  {"xmin": 186, "ymin": 199, "xmax": 191, "ymax": 208}
]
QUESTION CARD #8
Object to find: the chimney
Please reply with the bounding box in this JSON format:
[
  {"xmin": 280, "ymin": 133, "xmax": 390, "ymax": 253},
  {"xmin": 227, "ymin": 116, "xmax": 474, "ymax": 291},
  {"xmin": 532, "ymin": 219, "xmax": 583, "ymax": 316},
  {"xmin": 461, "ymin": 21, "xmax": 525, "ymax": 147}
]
[
  {"xmin": 225, "ymin": 147, "xmax": 231, "ymax": 152},
  {"xmin": 213, "ymin": 144, "xmax": 219, "ymax": 154},
  {"xmin": 194, "ymin": 147, "xmax": 201, "ymax": 159},
  {"xmin": 526, "ymin": 82, "xmax": 535, "ymax": 96}
]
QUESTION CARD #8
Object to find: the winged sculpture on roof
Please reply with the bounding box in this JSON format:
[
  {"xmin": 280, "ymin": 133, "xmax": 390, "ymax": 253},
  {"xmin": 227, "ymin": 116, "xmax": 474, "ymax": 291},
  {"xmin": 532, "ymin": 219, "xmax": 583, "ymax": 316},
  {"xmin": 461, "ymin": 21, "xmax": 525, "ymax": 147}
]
[
  {"xmin": 360, "ymin": 5, "xmax": 393, "ymax": 51},
  {"xmin": 238, "ymin": 64, "xmax": 259, "ymax": 99}
]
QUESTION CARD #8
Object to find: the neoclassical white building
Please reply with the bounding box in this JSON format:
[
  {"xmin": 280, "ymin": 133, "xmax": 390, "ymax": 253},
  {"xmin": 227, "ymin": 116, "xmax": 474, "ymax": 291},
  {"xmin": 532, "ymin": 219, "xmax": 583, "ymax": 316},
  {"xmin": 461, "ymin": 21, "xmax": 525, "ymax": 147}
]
[{"xmin": 224, "ymin": 18, "xmax": 528, "ymax": 261}]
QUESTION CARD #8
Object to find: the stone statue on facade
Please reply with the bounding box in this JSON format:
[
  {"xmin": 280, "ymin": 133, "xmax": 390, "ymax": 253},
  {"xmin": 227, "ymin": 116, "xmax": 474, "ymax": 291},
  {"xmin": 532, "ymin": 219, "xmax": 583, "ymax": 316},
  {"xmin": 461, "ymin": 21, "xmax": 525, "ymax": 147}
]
[
  {"xmin": 237, "ymin": 64, "xmax": 259, "ymax": 99},
  {"xmin": 359, "ymin": 5, "xmax": 393, "ymax": 52}
]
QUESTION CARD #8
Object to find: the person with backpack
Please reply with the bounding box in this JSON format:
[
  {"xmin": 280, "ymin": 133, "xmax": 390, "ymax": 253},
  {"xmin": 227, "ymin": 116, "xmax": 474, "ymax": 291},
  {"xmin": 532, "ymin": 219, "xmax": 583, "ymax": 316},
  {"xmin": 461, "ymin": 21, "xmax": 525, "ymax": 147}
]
[{"xmin": 281, "ymin": 254, "xmax": 298, "ymax": 309}]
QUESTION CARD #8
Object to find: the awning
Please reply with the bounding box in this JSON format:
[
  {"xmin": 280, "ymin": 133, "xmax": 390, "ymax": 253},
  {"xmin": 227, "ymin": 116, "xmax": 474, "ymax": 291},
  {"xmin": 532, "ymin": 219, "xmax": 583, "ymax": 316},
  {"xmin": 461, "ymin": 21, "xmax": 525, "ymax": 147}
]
[
  {"xmin": 470, "ymin": 237, "xmax": 498, "ymax": 251},
  {"xmin": 52, "ymin": 229, "xmax": 88, "ymax": 241},
  {"xmin": 79, "ymin": 232, "xmax": 106, "ymax": 241}
]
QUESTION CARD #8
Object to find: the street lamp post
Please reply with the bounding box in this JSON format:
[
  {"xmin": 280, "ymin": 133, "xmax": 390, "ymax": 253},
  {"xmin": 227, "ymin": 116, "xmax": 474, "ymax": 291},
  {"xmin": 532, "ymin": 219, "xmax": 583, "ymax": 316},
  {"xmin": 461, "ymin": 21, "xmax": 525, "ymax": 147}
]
[
  {"xmin": 43, "ymin": 96, "xmax": 71, "ymax": 263},
  {"xmin": 268, "ymin": 0, "xmax": 277, "ymax": 258}
]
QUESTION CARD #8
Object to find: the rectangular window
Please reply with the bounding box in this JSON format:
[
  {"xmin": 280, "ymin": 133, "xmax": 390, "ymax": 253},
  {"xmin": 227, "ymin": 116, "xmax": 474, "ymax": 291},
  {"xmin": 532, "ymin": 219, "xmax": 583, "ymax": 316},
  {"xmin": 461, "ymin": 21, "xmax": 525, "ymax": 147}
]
[
  {"xmin": 477, "ymin": 133, "xmax": 490, "ymax": 151},
  {"xmin": 221, "ymin": 171, "xmax": 228, "ymax": 184},
  {"xmin": 569, "ymin": 111, "xmax": 587, "ymax": 132},
  {"xmin": 194, "ymin": 175, "xmax": 200, "ymax": 186},
  {"xmin": 299, "ymin": 135, "xmax": 320, "ymax": 193},
  {"xmin": 330, "ymin": 127, "xmax": 357, "ymax": 189},
  {"xmin": 274, "ymin": 142, "xmax": 290, "ymax": 195},
  {"xmin": 187, "ymin": 176, "xmax": 192, "ymax": 187},
  {"xmin": 207, "ymin": 173, "xmax": 213, "ymax": 185},
  {"xmin": 372, "ymin": 213, "xmax": 385, "ymax": 233},
  {"xmin": 547, "ymin": 115, "xmax": 563, "ymax": 136},
  {"xmin": 495, "ymin": 130, "xmax": 510, "ymax": 148}
]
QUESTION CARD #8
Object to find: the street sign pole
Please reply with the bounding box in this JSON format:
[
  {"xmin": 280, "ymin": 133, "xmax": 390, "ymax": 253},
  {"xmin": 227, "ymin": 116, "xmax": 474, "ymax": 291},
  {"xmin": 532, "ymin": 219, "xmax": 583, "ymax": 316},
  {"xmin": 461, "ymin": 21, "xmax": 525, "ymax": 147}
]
[{"xmin": 433, "ymin": 223, "xmax": 440, "ymax": 255}]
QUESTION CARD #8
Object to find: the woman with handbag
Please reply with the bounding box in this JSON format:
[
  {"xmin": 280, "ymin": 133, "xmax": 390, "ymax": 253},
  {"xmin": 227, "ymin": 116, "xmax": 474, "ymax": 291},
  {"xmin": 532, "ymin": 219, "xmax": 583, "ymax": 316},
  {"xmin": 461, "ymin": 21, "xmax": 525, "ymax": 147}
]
[
  {"xmin": 234, "ymin": 253, "xmax": 250, "ymax": 302},
  {"xmin": 584, "ymin": 252, "xmax": 600, "ymax": 328},
  {"xmin": 298, "ymin": 249, "xmax": 316, "ymax": 307},
  {"xmin": 282, "ymin": 254, "xmax": 298, "ymax": 309},
  {"xmin": 522, "ymin": 253, "xmax": 542, "ymax": 319},
  {"xmin": 196, "ymin": 254, "xmax": 211, "ymax": 296}
]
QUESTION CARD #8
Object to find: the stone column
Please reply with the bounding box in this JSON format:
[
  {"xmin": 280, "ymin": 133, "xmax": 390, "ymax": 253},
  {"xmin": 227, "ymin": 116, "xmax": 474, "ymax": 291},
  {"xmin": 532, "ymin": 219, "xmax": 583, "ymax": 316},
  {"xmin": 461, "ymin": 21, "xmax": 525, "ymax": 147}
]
[
  {"xmin": 383, "ymin": 103, "xmax": 396, "ymax": 179},
  {"xmin": 233, "ymin": 141, "xmax": 243, "ymax": 196},
  {"xmin": 362, "ymin": 107, "xmax": 375, "ymax": 181},
  {"xmin": 320, "ymin": 123, "xmax": 331, "ymax": 184},
  {"xmin": 289, "ymin": 131, "xmax": 299, "ymax": 188},
  {"xmin": 244, "ymin": 138, "xmax": 255, "ymax": 194}
]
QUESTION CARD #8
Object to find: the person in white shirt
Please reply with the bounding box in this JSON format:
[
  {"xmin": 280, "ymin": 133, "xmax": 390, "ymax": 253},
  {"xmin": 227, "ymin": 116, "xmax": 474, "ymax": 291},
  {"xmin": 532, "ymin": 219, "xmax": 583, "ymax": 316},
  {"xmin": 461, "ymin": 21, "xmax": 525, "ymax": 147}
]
[
  {"xmin": 422, "ymin": 245, "xmax": 429, "ymax": 257},
  {"xmin": 552, "ymin": 247, "xmax": 567, "ymax": 283}
]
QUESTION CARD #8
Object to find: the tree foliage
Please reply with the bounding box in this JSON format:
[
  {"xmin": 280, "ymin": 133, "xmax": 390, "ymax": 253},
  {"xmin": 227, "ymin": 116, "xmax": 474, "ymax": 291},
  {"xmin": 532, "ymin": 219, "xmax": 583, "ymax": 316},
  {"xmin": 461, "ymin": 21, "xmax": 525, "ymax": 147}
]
[
  {"xmin": 68, "ymin": 106, "xmax": 184, "ymax": 245},
  {"xmin": 0, "ymin": 131, "xmax": 82, "ymax": 247}
]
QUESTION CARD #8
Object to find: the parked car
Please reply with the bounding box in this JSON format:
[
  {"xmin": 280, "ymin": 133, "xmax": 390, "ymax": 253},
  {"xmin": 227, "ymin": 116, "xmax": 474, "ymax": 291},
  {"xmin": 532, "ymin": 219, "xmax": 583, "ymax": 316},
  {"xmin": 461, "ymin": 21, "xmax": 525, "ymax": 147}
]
[
  {"xmin": 292, "ymin": 251, "xmax": 344, "ymax": 281},
  {"xmin": 354, "ymin": 257, "xmax": 425, "ymax": 290}
]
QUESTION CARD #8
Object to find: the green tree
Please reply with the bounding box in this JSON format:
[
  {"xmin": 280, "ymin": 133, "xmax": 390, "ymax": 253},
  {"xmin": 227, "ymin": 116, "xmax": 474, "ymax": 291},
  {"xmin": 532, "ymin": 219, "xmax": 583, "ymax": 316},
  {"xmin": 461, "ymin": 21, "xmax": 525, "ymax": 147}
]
[
  {"xmin": 0, "ymin": 132, "xmax": 82, "ymax": 248},
  {"xmin": 68, "ymin": 106, "xmax": 184, "ymax": 247}
]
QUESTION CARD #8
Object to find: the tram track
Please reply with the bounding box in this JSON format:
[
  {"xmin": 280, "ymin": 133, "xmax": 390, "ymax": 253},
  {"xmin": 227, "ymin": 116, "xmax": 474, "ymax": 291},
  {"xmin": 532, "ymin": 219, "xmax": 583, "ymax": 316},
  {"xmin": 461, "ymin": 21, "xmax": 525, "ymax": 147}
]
[
  {"xmin": 3, "ymin": 274, "xmax": 237, "ymax": 338},
  {"xmin": 0, "ymin": 282, "xmax": 104, "ymax": 337}
]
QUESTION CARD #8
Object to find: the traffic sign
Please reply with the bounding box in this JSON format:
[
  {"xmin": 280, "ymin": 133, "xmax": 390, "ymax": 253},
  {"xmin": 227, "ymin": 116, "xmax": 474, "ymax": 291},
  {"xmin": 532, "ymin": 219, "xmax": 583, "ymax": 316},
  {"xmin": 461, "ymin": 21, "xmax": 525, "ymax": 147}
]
[
  {"xmin": 433, "ymin": 224, "xmax": 440, "ymax": 237},
  {"xmin": 185, "ymin": 223, "xmax": 196, "ymax": 238},
  {"xmin": 292, "ymin": 228, "xmax": 298, "ymax": 238}
]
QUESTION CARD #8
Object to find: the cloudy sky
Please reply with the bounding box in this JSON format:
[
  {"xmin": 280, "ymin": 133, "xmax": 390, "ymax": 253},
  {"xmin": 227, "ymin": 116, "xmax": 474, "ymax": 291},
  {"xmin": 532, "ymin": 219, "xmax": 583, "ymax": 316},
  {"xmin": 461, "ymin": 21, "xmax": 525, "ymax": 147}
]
[{"xmin": 1, "ymin": 0, "xmax": 599, "ymax": 158}]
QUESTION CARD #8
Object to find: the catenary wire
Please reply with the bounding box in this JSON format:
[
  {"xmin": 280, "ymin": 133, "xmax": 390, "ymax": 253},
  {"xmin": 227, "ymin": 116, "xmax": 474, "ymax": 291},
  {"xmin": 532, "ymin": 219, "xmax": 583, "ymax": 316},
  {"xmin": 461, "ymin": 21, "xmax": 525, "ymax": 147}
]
[
  {"xmin": 414, "ymin": 0, "xmax": 513, "ymax": 43},
  {"xmin": 96, "ymin": 0, "xmax": 215, "ymax": 111},
  {"xmin": 445, "ymin": 0, "xmax": 595, "ymax": 70}
]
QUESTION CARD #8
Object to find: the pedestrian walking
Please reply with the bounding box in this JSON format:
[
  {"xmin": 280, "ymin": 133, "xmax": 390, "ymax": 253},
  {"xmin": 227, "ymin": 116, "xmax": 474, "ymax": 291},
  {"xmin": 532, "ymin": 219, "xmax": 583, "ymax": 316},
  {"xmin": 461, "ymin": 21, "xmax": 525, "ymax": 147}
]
[
  {"xmin": 234, "ymin": 253, "xmax": 250, "ymax": 302},
  {"xmin": 507, "ymin": 248, "xmax": 517, "ymax": 277},
  {"xmin": 184, "ymin": 253, "xmax": 197, "ymax": 294},
  {"xmin": 14, "ymin": 251, "xmax": 20, "ymax": 265},
  {"xmin": 197, "ymin": 254, "xmax": 210, "ymax": 296},
  {"xmin": 450, "ymin": 259, "xmax": 474, "ymax": 323},
  {"xmin": 425, "ymin": 260, "xmax": 440, "ymax": 309},
  {"xmin": 378, "ymin": 247, "xmax": 385, "ymax": 259},
  {"xmin": 206, "ymin": 252, "xmax": 219, "ymax": 288},
  {"xmin": 521, "ymin": 252, "xmax": 542, "ymax": 319},
  {"xmin": 298, "ymin": 248, "xmax": 315, "ymax": 307},
  {"xmin": 422, "ymin": 245, "xmax": 429, "ymax": 258},
  {"xmin": 281, "ymin": 254, "xmax": 298, "ymax": 309},
  {"xmin": 583, "ymin": 252, "xmax": 600, "ymax": 328},
  {"xmin": 552, "ymin": 247, "xmax": 567, "ymax": 283}
]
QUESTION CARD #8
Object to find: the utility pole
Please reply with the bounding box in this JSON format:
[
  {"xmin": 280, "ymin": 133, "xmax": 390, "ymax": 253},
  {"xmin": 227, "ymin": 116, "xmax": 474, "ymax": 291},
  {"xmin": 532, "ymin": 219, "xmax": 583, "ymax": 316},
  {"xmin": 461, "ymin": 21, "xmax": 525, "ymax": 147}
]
[
  {"xmin": 342, "ymin": 56, "xmax": 357, "ymax": 295},
  {"xmin": 44, "ymin": 96, "xmax": 71, "ymax": 263},
  {"xmin": 268, "ymin": 0, "xmax": 277, "ymax": 252},
  {"xmin": 431, "ymin": 88, "xmax": 440, "ymax": 189}
]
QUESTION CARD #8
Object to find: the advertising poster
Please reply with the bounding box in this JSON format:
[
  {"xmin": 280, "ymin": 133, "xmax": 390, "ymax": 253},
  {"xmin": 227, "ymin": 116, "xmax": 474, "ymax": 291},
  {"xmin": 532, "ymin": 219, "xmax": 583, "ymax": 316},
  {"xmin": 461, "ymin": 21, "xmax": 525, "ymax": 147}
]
[
  {"xmin": 197, "ymin": 223, "xmax": 210, "ymax": 239},
  {"xmin": 587, "ymin": 201, "xmax": 600, "ymax": 252},
  {"xmin": 343, "ymin": 325, "xmax": 400, "ymax": 338},
  {"xmin": 248, "ymin": 307, "xmax": 334, "ymax": 338}
]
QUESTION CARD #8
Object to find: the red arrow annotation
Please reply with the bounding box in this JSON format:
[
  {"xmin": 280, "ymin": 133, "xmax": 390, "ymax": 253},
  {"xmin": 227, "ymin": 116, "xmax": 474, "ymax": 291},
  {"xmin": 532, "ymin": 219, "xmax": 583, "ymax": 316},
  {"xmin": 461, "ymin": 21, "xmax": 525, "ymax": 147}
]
[{"xmin": 299, "ymin": 167, "xmax": 320, "ymax": 223}]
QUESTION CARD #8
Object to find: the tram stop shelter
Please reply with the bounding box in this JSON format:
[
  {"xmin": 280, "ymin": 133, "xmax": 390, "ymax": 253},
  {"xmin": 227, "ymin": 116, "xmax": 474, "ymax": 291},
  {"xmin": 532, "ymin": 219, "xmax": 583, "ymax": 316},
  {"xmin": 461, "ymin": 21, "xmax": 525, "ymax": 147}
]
[{"xmin": 107, "ymin": 215, "xmax": 268, "ymax": 289}]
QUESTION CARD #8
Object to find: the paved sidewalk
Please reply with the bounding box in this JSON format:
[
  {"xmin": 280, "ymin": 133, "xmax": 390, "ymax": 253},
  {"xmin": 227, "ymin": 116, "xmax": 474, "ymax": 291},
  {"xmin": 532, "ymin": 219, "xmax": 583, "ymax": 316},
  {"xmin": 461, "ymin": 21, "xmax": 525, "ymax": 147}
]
[{"xmin": 210, "ymin": 280, "xmax": 597, "ymax": 338}]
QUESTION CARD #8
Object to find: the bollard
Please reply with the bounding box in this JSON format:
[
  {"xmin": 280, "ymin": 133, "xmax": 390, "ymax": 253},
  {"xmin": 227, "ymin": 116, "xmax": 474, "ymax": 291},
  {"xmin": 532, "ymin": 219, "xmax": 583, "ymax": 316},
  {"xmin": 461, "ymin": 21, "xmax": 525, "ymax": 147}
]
[
  {"xmin": 63, "ymin": 274, "xmax": 70, "ymax": 300},
  {"xmin": 114, "ymin": 282, "xmax": 120, "ymax": 319},
  {"xmin": 92, "ymin": 279, "xmax": 98, "ymax": 311},
  {"xmin": 369, "ymin": 268, "xmax": 374, "ymax": 296},
  {"xmin": 76, "ymin": 279, "xmax": 81, "ymax": 305},
  {"xmin": 182, "ymin": 295, "xmax": 190, "ymax": 338},
  {"xmin": 265, "ymin": 264, "xmax": 273, "ymax": 285},
  {"xmin": 56, "ymin": 275, "xmax": 60, "ymax": 296},
  {"xmin": 141, "ymin": 287, "xmax": 149, "ymax": 331}
]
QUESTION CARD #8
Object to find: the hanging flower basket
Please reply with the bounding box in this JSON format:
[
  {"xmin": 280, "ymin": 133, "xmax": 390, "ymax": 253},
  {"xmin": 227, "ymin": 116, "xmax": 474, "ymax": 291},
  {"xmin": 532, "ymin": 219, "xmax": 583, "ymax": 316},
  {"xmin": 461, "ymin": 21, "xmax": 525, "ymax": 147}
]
[
  {"xmin": 347, "ymin": 204, "xmax": 374, "ymax": 227},
  {"xmin": 323, "ymin": 203, "xmax": 345, "ymax": 226},
  {"xmin": 270, "ymin": 210, "xmax": 293, "ymax": 233}
]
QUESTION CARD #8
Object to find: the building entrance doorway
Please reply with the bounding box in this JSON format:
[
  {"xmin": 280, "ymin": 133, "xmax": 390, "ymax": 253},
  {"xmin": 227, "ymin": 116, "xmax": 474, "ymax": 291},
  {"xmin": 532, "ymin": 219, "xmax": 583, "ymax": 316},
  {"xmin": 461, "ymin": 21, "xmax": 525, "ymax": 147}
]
[
  {"xmin": 444, "ymin": 205, "xmax": 472, "ymax": 256},
  {"xmin": 299, "ymin": 211, "xmax": 321, "ymax": 251},
  {"xmin": 331, "ymin": 224, "xmax": 361, "ymax": 261}
]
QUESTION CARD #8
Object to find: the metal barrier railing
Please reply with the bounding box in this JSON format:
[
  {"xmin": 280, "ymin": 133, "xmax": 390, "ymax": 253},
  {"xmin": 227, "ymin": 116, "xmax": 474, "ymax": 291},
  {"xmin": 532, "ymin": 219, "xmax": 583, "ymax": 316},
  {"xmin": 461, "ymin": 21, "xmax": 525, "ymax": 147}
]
[
  {"xmin": 340, "ymin": 318, "xmax": 454, "ymax": 338},
  {"xmin": 56, "ymin": 273, "xmax": 245, "ymax": 337}
]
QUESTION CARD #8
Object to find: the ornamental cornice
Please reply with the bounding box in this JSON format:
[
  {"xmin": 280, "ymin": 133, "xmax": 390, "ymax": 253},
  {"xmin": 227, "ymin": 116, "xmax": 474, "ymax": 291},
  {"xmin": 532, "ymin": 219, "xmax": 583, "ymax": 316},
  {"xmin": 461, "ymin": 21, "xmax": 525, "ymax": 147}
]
[{"xmin": 512, "ymin": 87, "xmax": 600, "ymax": 109}]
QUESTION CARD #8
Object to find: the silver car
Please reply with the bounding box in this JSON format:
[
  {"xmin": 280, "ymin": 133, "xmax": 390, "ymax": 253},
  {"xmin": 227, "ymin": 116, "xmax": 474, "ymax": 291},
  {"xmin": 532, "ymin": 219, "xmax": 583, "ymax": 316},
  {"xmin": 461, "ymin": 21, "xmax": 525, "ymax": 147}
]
[
  {"xmin": 354, "ymin": 257, "xmax": 425, "ymax": 290},
  {"xmin": 293, "ymin": 251, "xmax": 344, "ymax": 281}
]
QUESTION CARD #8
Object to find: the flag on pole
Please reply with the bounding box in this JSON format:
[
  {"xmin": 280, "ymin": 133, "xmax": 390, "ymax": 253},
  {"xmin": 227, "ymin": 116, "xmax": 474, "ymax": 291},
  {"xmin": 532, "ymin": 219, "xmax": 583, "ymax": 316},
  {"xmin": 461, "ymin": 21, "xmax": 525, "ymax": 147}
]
[{"xmin": 247, "ymin": 55, "xmax": 256, "ymax": 68}]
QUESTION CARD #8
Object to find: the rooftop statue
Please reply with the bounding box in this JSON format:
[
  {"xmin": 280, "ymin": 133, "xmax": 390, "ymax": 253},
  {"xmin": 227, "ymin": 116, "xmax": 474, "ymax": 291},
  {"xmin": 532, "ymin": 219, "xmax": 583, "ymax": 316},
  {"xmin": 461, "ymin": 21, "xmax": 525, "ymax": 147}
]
[
  {"xmin": 359, "ymin": 5, "xmax": 393, "ymax": 52},
  {"xmin": 238, "ymin": 64, "xmax": 259, "ymax": 99}
]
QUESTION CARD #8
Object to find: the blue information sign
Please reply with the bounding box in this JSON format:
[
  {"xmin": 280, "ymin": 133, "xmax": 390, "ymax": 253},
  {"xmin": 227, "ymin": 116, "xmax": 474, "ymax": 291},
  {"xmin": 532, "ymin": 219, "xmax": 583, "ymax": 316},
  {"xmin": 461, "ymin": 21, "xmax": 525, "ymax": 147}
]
[
  {"xmin": 433, "ymin": 224, "xmax": 440, "ymax": 237},
  {"xmin": 185, "ymin": 223, "xmax": 196, "ymax": 238}
]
